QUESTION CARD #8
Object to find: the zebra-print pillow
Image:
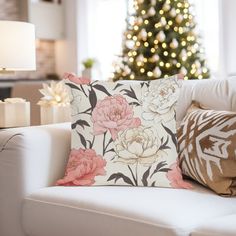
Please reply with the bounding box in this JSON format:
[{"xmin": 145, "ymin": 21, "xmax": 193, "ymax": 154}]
[{"xmin": 178, "ymin": 102, "xmax": 236, "ymax": 196}]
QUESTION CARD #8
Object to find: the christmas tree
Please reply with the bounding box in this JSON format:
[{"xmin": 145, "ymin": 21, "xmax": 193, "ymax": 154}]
[{"xmin": 112, "ymin": 0, "xmax": 210, "ymax": 81}]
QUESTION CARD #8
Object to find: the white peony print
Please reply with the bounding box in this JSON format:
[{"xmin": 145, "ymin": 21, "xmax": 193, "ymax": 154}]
[
  {"xmin": 142, "ymin": 78, "xmax": 180, "ymax": 123},
  {"xmin": 114, "ymin": 126, "xmax": 166, "ymax": 165}
]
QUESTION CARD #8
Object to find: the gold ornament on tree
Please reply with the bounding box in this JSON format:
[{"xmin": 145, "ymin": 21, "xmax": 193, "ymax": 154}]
[
  {"xmin": 124, "ymin": 66, "xmax": 131, "ymax": 75},
  {"xmin": 139, "ymin": 29, "xmax": 147, "ymax": 40},
  {"xmin": 170, "ymin": 39, "xmax": 179, "ymax": 49},
  {"xmin": 153, "ymin": 67, "xmax": 162, "ymax": 78},
  {"xmin": 180, "ymin": 49, "xmax": 187, "ymax": 57},
  {"xmin": 148, "ymin": 7, "xmax": 156, "ymax": 16},
  {"xmin": 163, "ymin": 2, "xmax": 171, "ymax": 11},
  {"xmin": 137, "ymin": 0, "xmax": 144, "ymax": 4},
  {"xmin": 195, "ymin": 60, "xmax": 201, "ymax": 68},
  {"xmin": 136, "ymin": 17, "xmax": 143, "ymax": 25},
  {"xmin": 151, "ymin": 0, "xmax": 156, "ymax": 5},
  {"xmin": 160, "ymin": 17, "xmax": 167, "ymax": 26},
  {"xmin": 136, "ymin": 54, "xmax": 144, "ymax": 62},
  {"xmin": 180, "ymin": 67, "xmax": 188, "ymax": 75},
  {"xmin": 156, "ymin": 31, "xmax": 166, "ymax": 42},
  {"xmin": 197, "ymin": 68, "xmax": 202, "ymax": 75},
  {"xmin": 126, "ymin": 40, "xmax": 135, "ymax": 49},
  {"xmin": 150, "ymin": 54, "xmax": 160, "ymax": 62},
  {"xmin": 176, "ymin": 14, "xmax": 184, "ymax": 24},
  {"xmin": 169, "ymin": 8, "xmax": 176, "ymax": 17}
]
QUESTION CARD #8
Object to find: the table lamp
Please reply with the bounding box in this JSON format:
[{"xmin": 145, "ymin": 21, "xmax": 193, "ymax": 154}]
[
  {"xmin": 0, "ymin": 21, "xmax": 36, "ymax": 73},
  {"xmin": 0, "ymin": 21, "xmax": 36, "ymax": 128}
]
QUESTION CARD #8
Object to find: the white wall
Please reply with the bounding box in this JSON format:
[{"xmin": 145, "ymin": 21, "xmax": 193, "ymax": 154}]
[
  {"xmin": 55, "ymin": 0, "xmax": 91, "ymax": 77},
  {"xmin": 55, "ymin": 0, "xmax": 79, "ymax": 77},
  {"xmin": 76, "ymin": 0, "xmax": 89, "ymax": 68},
  {"xmin": 220, "ymin": 0, "xmax": 236, "ymax": 78}
]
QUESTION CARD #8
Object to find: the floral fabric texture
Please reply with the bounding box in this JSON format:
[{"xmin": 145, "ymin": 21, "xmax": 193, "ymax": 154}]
[{"xmin": 57, "ymin": 74, "xmax": 189, "ymax": 188}]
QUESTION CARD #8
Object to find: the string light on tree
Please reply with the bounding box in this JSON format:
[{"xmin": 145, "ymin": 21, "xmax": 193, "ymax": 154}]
[
  {"xmin": 147, "ymin": 71, "xmax": 153, "ymax": 77},
  {"xmin": 113, "ymin": 0, "xmax": 210, "ymax": 81},
  {"xmin": 159, "ymin": 61, "xmax": 165, "ymax": 67}
]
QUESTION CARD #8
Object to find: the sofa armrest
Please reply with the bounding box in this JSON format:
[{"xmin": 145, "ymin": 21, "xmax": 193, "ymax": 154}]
[{"xmin": 0, "ymin": 123, "xmax": 71, "ymax": 236}]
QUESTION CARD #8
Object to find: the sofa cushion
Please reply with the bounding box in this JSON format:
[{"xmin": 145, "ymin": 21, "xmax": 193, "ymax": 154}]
[
  {"xmin": 192, "ymin": 214, "xmax": 236, "ymax": 236},
  {"xmin": 22, "ymin": 182, "xmax": 236, "ymax": 236},
  {"xmin": 58, "ymin": 75, "xmax": 188, "ymax": 188}
]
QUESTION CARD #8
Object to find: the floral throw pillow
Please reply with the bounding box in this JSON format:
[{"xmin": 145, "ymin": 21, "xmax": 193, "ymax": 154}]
[{"xmin": 57, "ymin": 74, "xmax": 191, "ymax": 188}]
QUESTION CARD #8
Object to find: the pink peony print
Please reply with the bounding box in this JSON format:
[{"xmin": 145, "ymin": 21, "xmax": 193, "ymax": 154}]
[
  {"xmin": 56, "ymin": 148, "xmax": 106, "ymax": 186},
  {"xmin": 167, "ymin": 162, "xmax": 192, "ymax": 189},
  {"xmin": 63, "ymin": 72, "xmax": 90, "ymax": 85},
  {"xmin": 92, "ymin": 95, "xmax": 141, "ymax": 140}
]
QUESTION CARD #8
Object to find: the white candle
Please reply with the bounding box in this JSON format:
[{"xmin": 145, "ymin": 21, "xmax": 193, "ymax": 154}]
[{"xmin": 0, "ymin": 98, "xmax": 30, "ymax": 128}]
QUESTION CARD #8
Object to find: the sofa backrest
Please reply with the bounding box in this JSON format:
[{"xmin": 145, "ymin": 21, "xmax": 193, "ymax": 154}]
[
  {"xmin": 176, "ymin": 78, "xmax": 236, "ymax": 124},
  {"xmin": 10, "ymin": 78, "xmax": 236, "ymax": 126}
]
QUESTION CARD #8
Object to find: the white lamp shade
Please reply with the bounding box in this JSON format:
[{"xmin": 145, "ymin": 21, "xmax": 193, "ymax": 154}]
[{"xmin": 0, "ymin": 21, "xmax": 36, "ymax": 71}]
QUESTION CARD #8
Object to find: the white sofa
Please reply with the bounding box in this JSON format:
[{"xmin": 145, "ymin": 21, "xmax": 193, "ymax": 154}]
[{"xmin": 0, "ymin": 79, "xmax": 236, "ymax": 236}]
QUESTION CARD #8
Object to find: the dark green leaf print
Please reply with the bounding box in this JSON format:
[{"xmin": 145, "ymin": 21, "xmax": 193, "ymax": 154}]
[
  {"xmin": 77, "ymin": 132, "xmax": 87, "ymax": 149},
  {"xmin": 107, "ymin": 173, "xmax": 134, "ymax": 186},
  {"xmin": 113, "ymin": 83, "xmax": 123, "ymax": 90},
  {"xmin": 141, "ymin": 166, "xmax": 151, "ymax": 186},
  {"xmin": 150, "ymin": 161, "xmax": 169, "ymax": 178},
  {"xmin": 93, "ymin": 84, "xmax": 112, "ymax": 96},
  {"xmin": 121, "ymin": 86, "xmax": 138, "ymax": 100},
  {"xmin": 89, "ymin": 88, "xmax": 97, "ymax": 109},
  {"xmin": 65, "ymin": 82, "xmax": 81, "ymax": 91},
  {"xmin": 162, "ymin": 124, "xmax": 177, "ymax": 147},
  {"xmin": 72, "ymin": 120, "xmax": 90, "ymax": 129}
]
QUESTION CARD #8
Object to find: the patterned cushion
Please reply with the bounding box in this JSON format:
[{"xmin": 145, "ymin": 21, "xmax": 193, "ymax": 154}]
[
  {"xmin": 57, "ymin": 74, "xmax": 191, "ymax": 188},
  {"xmin": 178, "ymin": 102, "xmax": 236, "ymax": 196}
]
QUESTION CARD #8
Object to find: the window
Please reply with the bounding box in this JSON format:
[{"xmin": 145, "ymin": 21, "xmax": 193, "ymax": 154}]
[
  {"xmin": 190, "ymin": 0, "xmax": 220, "ymax": 76},
  {"xmin": 81, "ymin": 0, "xmax": 220, "ymax": 79},
  {"xmin": 86, "ymin": 0, "xmax": 127, "ymax": 80}
]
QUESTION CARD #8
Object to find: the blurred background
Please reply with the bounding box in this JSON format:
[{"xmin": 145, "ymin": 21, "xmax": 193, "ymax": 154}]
[{"xmin": 0, "ymin": 0, "xmax": 235, "ymax": 94}]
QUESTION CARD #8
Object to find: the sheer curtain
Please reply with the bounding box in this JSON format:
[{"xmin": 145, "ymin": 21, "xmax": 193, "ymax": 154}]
[
  {"xmin": 86, "ymin": 0, "xmax": 127, "ymax": 80},
  {"xmin": 190, "ymin": 0, "xmax": 220, "ymax": 77}
]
